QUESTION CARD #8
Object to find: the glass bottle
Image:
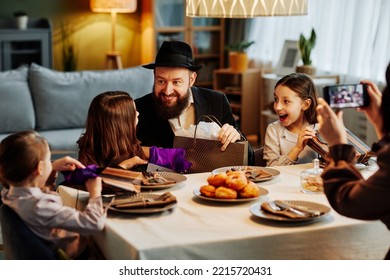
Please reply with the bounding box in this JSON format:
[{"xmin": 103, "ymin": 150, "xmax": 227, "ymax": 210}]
[{"xmin": 300, "ymin": 159, "xmax": 323, "ymax": 194}]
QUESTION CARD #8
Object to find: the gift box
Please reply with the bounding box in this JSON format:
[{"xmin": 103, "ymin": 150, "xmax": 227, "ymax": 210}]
[{"xmin": 307, "ymin": 128, "xmax": 372, "ymax": 164}]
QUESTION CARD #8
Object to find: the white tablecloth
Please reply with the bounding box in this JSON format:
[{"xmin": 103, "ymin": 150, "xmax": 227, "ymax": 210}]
[{"xmin": 58, "ymin": 163, "xmax": 389, "ymax": 260}]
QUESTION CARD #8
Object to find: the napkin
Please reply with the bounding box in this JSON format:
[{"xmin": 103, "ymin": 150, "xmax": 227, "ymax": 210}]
[
  {"xmin": 61, "ymin": 164, "xmax": 103, "ymax": 185},
  {"xmin": 112, "ymin": 192, "xmax": 177, "ymax": 209},
  {"xmin": 149, "ymin": 146, "xmax": 192, "ymax": 173},
  {"xmin": 244, "ymin": 169, "xmax": 273, "ymax": 180},
  {"xmin": 261, "ymin": 201, "xmax": 312, "ymax": 219}
]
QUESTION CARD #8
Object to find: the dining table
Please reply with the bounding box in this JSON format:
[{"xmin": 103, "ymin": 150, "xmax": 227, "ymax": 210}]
[{"xmin": 57, "ymin": 163, "xmax": 390, "ymax": 260}]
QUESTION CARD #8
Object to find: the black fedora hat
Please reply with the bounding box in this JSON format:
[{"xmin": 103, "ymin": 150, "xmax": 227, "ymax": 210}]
[{"xmin": 143, "ymin": 41, "xmax": 203, "ymax": 71}]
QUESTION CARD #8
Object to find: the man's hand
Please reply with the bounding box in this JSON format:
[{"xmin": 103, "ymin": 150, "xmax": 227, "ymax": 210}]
[{"xmin": 218, "ymin": 124, "xmax": 241, "ymax": 151}]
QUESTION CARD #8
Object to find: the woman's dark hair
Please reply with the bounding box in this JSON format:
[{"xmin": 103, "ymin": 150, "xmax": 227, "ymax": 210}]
[
  {"xmin": 275, "ymin": 73, "xmax": 318, "ymax": 124},
  {"xmin": 77, "ymin": 91, "xmax": 145, "ymax": 167},
  {"xmin": 380, "ymin": 62, "xmax": 390, "ymax": 135},
  {"xmin": 0, "ymin": 130, "xmax": 47, "ymax": 187}
]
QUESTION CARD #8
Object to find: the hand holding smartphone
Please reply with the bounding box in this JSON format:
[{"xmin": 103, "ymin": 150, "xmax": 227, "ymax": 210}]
[{"xmin": 323, "ymin": 84, "xmax": 369, "ymax": 109}]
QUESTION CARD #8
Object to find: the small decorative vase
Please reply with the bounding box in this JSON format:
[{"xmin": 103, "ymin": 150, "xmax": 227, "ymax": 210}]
[
  {"xmin": 229, "ymin": 51, "xmax": 248, "ymax": 72},
  {"xmin": 15, "ymin": 15, "xmax": 28, "ymax": 30},
  {"xmin": 296, "ymin": 65, "xmax": 316, "ymax": 76}
]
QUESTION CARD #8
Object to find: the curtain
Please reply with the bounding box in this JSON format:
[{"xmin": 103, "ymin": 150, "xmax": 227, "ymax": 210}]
[{"xmin": 247, "ymin": 0, "xmax": 390, "ymax": 83}]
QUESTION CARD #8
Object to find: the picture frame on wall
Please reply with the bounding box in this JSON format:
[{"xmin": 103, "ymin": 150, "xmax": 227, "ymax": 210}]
[{"xmin": 275, "ymin": 40, "xmax": 300, "ymax": 76}]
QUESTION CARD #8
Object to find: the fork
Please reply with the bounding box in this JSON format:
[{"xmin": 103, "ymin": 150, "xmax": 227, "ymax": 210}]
[{"xmin": 271, "ymin": 201, "xmax": 310, "ymax": 217}]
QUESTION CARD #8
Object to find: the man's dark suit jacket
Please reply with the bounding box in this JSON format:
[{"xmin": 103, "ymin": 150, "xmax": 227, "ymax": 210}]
[{"xmin": 135, "ymin": 86, "xmax": 254, "ymax": 164}]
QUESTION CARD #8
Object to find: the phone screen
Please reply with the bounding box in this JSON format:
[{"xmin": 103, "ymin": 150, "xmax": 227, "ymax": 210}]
[{"xmin": 323, "ymin": 84, "xmax": 369, "ymax": 109}]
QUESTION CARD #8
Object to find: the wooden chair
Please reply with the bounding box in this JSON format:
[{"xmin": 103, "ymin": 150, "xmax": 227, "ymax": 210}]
[{"xmin": 254, "ymin": 147, "xmax": 267, "ymax": 167}]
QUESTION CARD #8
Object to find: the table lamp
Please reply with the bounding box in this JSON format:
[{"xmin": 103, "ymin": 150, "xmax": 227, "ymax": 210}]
[{"xmin": 90, "ymin": 0, "xmax": 137, "ymax": 69}]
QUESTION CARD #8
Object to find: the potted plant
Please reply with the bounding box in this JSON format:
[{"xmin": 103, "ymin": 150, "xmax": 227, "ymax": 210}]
[
  {"xmin": 61, "ymin": 22, "xmax": 78, "ymax": 71},
  {"xmin": 225, "ymin": 40, "xmax": 255, "ymax": 72},
  {"xmin": 14, "ymin": 11, "xmax": 28, "ymax": 30},
  {"xmin": 296, "ymin": 28, "xmax": 317, "ymax": 75}
]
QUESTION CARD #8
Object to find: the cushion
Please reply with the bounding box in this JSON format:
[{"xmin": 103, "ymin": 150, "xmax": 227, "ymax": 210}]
[
  {"xmin": 0, "ymin": 66, "xmax": 35, "ymax": 133},
  {"xmin": 39, "ymin": 128, "xmax": 84, "ymax": 151},
  {"xmin": 29, "ymin": 63, "xmax": 154, "ymax": 130}
]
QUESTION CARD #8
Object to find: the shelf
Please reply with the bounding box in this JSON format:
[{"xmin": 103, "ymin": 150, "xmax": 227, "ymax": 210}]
[
  {"xmin": 0, "ymin": 18, "xmax": 52, "ymax": 70},
  {"xmin": 143, "ymin": 0, "xmax": 225, "ymax": 88},
  {"xmin": 213, "ymin": 68, "xmax": 261, "ymax": 136}
]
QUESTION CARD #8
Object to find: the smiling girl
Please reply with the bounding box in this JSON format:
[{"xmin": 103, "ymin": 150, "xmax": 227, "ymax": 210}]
[{"xmin": 263, "ymin": 73, "xmax": 319, "ymax": 166}]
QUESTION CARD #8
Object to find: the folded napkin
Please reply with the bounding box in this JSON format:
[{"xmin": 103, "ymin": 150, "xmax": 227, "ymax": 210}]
[
  {"xmin": 61, "ymin": 164, "xmax": 103, "ymax": 185},
  {"xmin": 261, "ymin": 201, "xmax": 318, "ymax": 219},
  {"xmin": 149, "ymin": 146, "xmax": 192, "ymax": 173},
  {"xmin": 112, "ymin": 192, "xmax": 177, "ymax": 209},
  {"xmin": 245, "ymin": 169, "xmax": 272, "ymax": 180}
]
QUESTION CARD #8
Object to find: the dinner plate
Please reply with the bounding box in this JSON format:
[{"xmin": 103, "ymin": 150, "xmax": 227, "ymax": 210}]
[
  {"xmin": 108, "ymin": 193, "xmax": 177, "ymax": 214},
  {"xmin": 193, "ymin": 186, "xmax": 268, "ymax": 203},
  {"xmin": 141, "ymin": 172, "xmax": 187, "ymax": 190},
  {"xmin": 250, "ymin": 200, "xmax": 331, "ymax": 222},
  {"xmin": 211, "ymin": 166, "xmax": 280, "ymax": 182}
]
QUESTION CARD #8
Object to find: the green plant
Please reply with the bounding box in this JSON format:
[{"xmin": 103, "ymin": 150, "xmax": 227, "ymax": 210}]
[
  {"xmin": 225, "ymin": 40, "xmax": 255, "ymax": 53},
  {"xmin": 61, "ymin": 22, "xmax": 77, "ymax": 71},
  {"xmin": 299, "ymin": 28, "xmax": 316, "ymax": 65}
]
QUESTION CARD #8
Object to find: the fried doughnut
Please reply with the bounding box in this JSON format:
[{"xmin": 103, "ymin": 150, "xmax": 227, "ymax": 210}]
[
  {"xmin": 200, "ymin": 185, "xmax": 216, "ymax": 197},
  {"xmin": 239, "ymin": 181, "xmax": 261, "ymax": 198},
  {"xmin": 225, "ymin": 174, "xmax": 248, "ymax": 191},
  {"xmin": 215, "ymin": 186, "xmax": 237, "ymax": 199},
  {"xmin": 207, "ymin": 172, "xmax": 227, "ymax": 187},
  {"xmin": 225, "ymin": 170, "xmax": 246, "ymax": 177}
]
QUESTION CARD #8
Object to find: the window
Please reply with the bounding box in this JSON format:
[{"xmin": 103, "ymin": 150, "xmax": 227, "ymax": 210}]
[{"xmin": 247, "ymin": 0, "xmax": 390, "ymax": 83}]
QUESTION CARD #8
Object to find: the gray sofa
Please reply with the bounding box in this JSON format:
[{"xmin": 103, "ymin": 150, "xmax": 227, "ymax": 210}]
[{"xmin": 0, "ymin": 63, "xmax": 153, "ymax": 156}]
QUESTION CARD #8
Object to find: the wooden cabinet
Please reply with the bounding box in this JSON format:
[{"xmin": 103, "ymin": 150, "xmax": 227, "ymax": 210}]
[
  {"xmin": 141, "ymin": 0, "xmax": 225, "ymax": 88},
  {"xmin": 260, "ymin": 73, "xmax": 339, "ymax": 145},
  {"xmin": 0, "ymin": 18, "xmax": 52, "ymax": 70},
  {"xmin": 213, "ymin": 68, "xmax": 261, "ymax": 136}
]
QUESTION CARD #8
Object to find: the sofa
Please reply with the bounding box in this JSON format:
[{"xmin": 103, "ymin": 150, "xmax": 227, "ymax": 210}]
[{"xmin": 0, "ymin": 63, "xmax": 154, "ymax": 156}]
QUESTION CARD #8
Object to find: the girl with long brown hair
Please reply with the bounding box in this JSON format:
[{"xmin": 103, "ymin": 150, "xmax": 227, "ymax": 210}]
[
  {"xmin": 77, "ymin": 91, "xmax": 149, "ymax": 169},
  {"xmin": 263, "ymin": 73, "xmax": 319, "ymax": 166}
]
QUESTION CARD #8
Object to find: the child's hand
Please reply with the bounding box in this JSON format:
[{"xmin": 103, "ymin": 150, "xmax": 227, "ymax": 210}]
[
  {"xmin": 85, "ymin": 177, "xmax": 102, "ymax": 198},
  {"xmin": 118, "ymin": 156, "xmax": 148, "ymax": 170},
  {"xmin": 296, "ymin": 126, "xmax": 316, "ymax": 150},
  {"xmin": 52, "ymin": 156, "xmax": 85, "ymax": 172}
]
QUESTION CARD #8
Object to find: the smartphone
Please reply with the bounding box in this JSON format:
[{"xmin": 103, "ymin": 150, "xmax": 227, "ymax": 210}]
[{"xmin": 323, "ymin": 84, "xmax": 369, "ymax": 109}]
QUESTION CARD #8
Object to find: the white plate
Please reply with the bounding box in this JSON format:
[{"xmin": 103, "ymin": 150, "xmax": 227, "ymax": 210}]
[
  {"xmin": 211, "ymin": 166, "xmax": 280, "ymax": 182},
  {"xmin": 141, "ymin": 172, "xmax": 187, "ymax": 190},
  {"xmin": 193, "ymin": 186, "xmax": 268, "ymax": 203},
  {"xmin": 250, "ymin": 200, "xmax": 331, "ymax": 222},
  {"xmin": 108, "ymin": 193, "xmax": 177, "ymax": 214}
]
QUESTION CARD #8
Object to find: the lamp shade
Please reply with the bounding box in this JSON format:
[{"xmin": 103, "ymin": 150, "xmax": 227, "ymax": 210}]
[
  {"xmin": 186, "ymin": 0, "xmax": 308, "ymax": 18},
  {"xmin": 90, "ymin": 0, "xmax": 137, "ymax": 13}
]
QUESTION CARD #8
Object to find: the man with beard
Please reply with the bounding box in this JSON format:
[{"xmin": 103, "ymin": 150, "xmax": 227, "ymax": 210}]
[{"xmin": 135, "ymin": 41, "xmax": 254, "ymax": 164}]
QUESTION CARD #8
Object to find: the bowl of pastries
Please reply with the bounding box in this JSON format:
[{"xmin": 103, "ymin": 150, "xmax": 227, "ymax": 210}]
[{"xmin": 194, "ymin": 170, "xmax": 269, "ymax": 202}]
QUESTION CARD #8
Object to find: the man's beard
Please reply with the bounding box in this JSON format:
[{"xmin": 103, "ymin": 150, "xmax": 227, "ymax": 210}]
[{"xmin": 153, "ymin": 88, "xmax": 191, "ymax": 120}]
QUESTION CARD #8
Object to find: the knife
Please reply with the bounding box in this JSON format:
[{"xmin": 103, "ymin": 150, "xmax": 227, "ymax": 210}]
[{"xmin": 274, "ymin": 200, "xmax": 321, "ymax": 217}]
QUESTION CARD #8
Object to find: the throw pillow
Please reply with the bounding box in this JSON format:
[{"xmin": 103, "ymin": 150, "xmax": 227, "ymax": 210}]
[
  {"xmin": 0, "ymin": 66, "xmax": 35, "ymax": 133},
  {"xmin": 29, "ymin": 63, "xmax": 153, "ymax": 130}
]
